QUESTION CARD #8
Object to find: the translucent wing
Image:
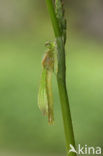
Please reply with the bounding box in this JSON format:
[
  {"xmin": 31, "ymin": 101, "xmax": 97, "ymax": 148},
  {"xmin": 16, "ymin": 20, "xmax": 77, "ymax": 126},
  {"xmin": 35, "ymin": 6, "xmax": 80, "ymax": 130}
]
[
  {"xmin": 47, "ymin": 71, "xmax": 54, "ymax": 125},
  {"xmin": 38, "ymin": 68, "xmax": 48, "ymax": 116}
]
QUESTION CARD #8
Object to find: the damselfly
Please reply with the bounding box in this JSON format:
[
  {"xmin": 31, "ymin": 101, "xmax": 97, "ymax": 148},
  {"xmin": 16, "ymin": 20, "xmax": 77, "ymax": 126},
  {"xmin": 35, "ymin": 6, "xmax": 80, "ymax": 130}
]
[{"xmin": 38, "ymin": 43, "xmax": 55, "ymax": 124}]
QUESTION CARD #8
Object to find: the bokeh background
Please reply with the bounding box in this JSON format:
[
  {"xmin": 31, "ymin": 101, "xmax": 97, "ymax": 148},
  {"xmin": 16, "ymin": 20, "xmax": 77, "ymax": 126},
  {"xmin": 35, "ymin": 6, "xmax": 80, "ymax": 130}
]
[{"xmin": 0, "ymin": 0, "xmax": 103, "ymax": 156}]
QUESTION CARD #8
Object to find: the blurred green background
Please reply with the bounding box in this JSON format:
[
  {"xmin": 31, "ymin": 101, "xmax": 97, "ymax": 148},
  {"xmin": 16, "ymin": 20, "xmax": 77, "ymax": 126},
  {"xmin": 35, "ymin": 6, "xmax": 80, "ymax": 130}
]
[{"xmin": 0, "ymin": 0, "xmax": 103, "ymax": 156}]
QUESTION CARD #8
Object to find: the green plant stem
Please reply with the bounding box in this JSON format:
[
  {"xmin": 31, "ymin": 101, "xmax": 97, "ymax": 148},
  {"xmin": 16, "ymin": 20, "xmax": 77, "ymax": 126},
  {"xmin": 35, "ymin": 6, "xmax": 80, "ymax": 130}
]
[
  {"xmin": 45, "ymin": 0, "xmax": 61, "ymax": 37},
  {"xmin": 45, "ymin": 0, "xmax": 76, "ymax": 155}
]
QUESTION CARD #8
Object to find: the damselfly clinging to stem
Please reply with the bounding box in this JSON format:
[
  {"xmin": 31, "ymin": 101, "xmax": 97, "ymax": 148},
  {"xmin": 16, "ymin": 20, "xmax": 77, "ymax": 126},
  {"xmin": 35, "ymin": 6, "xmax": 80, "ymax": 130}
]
[{"xmin": 38, "ymin": 42, "xmax": 55, "ymax": 124}]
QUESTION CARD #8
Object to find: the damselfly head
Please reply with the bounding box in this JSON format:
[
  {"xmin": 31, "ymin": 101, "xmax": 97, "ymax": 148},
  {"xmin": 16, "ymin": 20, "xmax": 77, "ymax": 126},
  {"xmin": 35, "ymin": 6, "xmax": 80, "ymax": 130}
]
[{"xmin": 45, "ymin": 41, "xmax": 55, "ymax": 51}]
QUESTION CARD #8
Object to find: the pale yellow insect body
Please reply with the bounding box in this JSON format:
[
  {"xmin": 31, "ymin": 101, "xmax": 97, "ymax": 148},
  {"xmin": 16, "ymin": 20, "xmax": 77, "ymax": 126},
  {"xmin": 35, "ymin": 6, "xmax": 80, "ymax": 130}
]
[{"xmin": 38, "ymin": 46, "xmax": 55, "ymax": 124}]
